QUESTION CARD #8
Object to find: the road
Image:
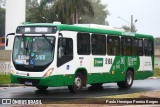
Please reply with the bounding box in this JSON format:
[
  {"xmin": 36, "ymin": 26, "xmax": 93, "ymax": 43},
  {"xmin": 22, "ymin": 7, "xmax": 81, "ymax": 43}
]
[{"xmin": 0, "ymin": 79, "xmax": 160, "ymax": 99}]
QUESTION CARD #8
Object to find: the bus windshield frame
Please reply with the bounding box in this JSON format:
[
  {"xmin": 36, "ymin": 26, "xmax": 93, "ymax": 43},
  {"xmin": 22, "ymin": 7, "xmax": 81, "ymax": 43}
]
[{"xmin": 12, "ymin": 35, "xmax": 56, "ymax": 72}]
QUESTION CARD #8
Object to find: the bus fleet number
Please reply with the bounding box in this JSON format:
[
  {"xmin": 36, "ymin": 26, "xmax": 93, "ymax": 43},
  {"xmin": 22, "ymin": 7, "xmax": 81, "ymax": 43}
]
[{"xmin": 105, "ymin": 58, "xmax": 113, "ymax": 64}]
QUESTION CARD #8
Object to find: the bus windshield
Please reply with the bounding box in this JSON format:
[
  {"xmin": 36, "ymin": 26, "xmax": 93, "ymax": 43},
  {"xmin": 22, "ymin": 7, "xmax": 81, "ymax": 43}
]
[{"xmin": 12, "ymin": 36, "xmax": 55, "ymax": 72}]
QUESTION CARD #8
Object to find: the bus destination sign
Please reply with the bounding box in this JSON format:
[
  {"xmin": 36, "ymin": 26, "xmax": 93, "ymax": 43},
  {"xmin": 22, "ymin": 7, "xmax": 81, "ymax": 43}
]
[{"xmin": 16, "ymin": 26, "xmax": 57, "ymax": 34}]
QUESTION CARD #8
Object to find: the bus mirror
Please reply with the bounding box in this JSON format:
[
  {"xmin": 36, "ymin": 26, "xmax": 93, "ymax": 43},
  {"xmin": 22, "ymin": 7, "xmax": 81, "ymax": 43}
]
[
  {"xmin": 58, "ymin": 46, "xmax": 64, "ymax": 58},
  {"xmin": 58, "ymin": 33, "xmax": 63, "ymax": 38},
  {"xmin": 6, "ymin": 33, "xmax": 15, "ymax": 38},
  {"xmin": 58, "ymin": 33, "xmax": 64, "ymax": 58},
  {"xmin": 6, "ymin": 33, "xmax": 15, "ymax": 46},
  {"xmin": 58, "ymin": 37, "xmax": 64, "ymax": 58},
  {"xmin": 6, "ymin": 38, "xmax": 8, "ymax": 46},
  {"xmin": 58, "ymin": 33, "xmax": 63, "ymax": 44}
]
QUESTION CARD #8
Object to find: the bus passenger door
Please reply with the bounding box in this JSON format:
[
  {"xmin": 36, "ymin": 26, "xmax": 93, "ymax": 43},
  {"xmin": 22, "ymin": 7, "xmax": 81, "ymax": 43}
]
[{"xmin": 143, "ymin": 39, "xmax": 153, "ymax": 77}]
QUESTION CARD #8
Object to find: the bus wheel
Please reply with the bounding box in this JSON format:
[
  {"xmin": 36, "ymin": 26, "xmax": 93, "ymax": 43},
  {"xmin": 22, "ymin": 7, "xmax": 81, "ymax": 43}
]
[
  {"xmin": 36, "ymin": 86, "xmax": 48, "ymax": 91},
  {"xmin": 68, "ymin": 73, "xmax": 83, "ymax": 93},
  {"xmin": 117, "ymin": 70, "xmax": 133, "ymax": 89}
]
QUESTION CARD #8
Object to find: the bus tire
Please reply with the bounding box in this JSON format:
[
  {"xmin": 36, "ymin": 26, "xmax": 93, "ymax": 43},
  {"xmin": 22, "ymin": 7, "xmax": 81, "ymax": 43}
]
[
  {"xmin": 36, "ymin": 86, "xmax": 48, "ymax": 91},
  {"xmin": 68, "ymin": 72, "xmax": 83, "ymax": 93},
  {"xmin": 117, "ymin": 70, "xmax": 133, "ymax": 89}
]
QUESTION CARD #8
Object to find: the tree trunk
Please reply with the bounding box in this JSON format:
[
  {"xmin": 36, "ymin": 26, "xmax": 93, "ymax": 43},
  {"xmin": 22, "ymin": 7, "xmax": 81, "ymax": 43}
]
[
  {"xmin": 75, "ymin": 7, "xmax": 78, "ymax": 24},
  {"xmin": 71, "ymin": 14, "xmax": 75, "ymax": 24}
]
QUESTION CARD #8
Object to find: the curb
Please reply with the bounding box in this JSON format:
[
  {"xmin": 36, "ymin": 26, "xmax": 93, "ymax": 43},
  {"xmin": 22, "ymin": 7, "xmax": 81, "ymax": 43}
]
[
  {"xmin": 0, "ymin": 84, "xmax": 24, "ymax": 87},
  {"xmin": 148, "ymin": 77, "xmax": 160, "ymax": 79}
]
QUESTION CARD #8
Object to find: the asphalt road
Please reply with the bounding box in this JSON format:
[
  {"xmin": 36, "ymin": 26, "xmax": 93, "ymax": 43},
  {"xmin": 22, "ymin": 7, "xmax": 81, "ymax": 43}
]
[{"xmin": 0, "ymin": 79, "xmax": 160, "ymax": 100}]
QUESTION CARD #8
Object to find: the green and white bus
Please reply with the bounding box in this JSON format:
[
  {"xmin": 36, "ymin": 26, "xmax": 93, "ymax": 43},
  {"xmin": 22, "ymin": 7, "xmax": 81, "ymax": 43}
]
[{"xmin": 10, "ymin": 23, "xmax": 154, "ymax": 93}]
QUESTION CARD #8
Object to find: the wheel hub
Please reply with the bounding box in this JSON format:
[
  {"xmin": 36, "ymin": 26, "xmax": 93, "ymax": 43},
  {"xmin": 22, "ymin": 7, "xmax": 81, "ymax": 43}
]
[
  {"xmin": 127, "ymin": 74, "xmax": 132, "ymax": 85},
  {"xmin": 74, "ymin": 77, "xmax": 82, "ymax": 89}
]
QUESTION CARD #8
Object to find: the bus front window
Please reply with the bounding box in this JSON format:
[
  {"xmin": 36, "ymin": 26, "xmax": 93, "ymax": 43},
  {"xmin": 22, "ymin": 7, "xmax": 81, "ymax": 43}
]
[{"xmin": 12, "ymin": 36, "xmax": 55, "ymax": 72}]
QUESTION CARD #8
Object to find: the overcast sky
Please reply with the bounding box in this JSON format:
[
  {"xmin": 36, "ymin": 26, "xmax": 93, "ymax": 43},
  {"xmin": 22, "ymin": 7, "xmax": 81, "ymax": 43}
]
[{"xmin": 101, "ymin": 0, "xmax": 160, "ymax": 37}]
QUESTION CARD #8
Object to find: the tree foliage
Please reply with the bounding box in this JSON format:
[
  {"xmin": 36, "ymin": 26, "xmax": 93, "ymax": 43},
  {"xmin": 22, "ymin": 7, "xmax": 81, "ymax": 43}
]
[
  {"xmin": 154, "ymin": 37, "xmax": 160, "ymax": 48},
  {"xmin": 40, "ymin": 0, "xmax": 54, "ymax": 7},
  {"xmin": 0, "ymin": 0, "xmax": 5, "ymax": 8},
  {"xmin": 26, "ymin": 0, "xmax": 109, "ymax": 24},
  {"xmin": 53, "ymin": 0, "xmax": 94, "ymax": 24},
  {"xmin": 80, "ymin": 0, "xmax": 109, "ymax": 25},
  {"xmin": 122, "ymin": 25, "xmax": 137, "ymax": 32},
  {"xmin": 26, "ymin": 1, "xmax": 55, "ymax": 23},
  {"xmin": 0, "ymin": 7, "xmax": 5, "ymax": 36}
]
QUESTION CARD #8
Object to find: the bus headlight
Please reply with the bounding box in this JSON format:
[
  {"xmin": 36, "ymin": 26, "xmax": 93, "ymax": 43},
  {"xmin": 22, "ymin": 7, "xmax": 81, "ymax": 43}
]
[{"xmin": 43, "ymin": 68, "xmax": 54, "ymax": 77}]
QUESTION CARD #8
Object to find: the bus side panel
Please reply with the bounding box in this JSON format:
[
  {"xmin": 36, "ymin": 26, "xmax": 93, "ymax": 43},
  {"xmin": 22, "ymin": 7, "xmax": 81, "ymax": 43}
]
[
  {"xmin": 135, "ymin": 56, "xmax": 154, "ymax": 80},
  {"xmin": 88, "ymin": 56, "xmax": 126, "ymax": 84}
]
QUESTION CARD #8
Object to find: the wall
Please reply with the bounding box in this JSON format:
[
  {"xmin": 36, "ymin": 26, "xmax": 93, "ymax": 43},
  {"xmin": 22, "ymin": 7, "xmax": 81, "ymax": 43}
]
[
  {"xmin": 0, "ymin": 50, "xmax": 11, "ymax": 61},
  {"xmin": 5, "ymin": 0, "xmax": 26, "ymax": 50}
]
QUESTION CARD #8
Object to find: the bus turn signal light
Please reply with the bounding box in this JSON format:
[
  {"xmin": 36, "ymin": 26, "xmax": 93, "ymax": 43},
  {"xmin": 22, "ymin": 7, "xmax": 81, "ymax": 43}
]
[
  {"xmin": 11, "ymin": 70, "xmax": 16, "ymax": 75},
  {"xmin": 43, "ymin": 68, "xmax": 54, "ymax": 77}
]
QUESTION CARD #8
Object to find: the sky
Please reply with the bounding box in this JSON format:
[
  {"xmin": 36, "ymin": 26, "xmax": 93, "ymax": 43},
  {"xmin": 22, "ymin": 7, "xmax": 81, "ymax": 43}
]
[{"xmin": 101, "ymin": 0, "xmax": 160, "ymax": 37}]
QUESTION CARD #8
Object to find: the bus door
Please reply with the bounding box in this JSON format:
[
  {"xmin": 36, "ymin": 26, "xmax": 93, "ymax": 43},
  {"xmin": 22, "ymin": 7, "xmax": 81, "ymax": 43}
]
[{"xmin": 143, "ymin": 39, "xmax": 153, "ymax": 72}]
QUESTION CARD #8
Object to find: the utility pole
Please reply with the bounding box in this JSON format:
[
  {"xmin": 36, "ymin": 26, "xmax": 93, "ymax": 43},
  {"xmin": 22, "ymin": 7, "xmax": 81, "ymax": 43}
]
[
  {"xmin": 131, "ymin": 15, "xmax": 133, "ymax": 32},
  {"xmin": 131, "ymin": 15, "xmax": 135, "ymax": 32},
  {"xmin": 118, "ymin": 15, "xmax": 137, "ymax": 32}
]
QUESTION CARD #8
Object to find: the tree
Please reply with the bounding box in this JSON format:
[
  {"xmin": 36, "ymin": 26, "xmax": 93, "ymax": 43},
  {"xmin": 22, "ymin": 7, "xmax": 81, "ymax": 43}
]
[
  {"xmin": 40, "ymin": 0, "xmax": 54, "ymax": 7},
  {"xmin": 154, "ymin": 37, "xmax": 160, "ymax": 48},
  {"xmin": 26, "ymin": 0, "xmax": 110, "ymax": 25},
  {"xmin": 0, "ymin": 0, "xmax": 5, "ymax": 8},
  {"xmin": 79, "ymin": 0, "xmax": 109, "ymax": 25},
  {"xmin": 54, "ymin": 0, "xmax": 94, "ymax": 24},
  {"xmin": 0, "ymin": 7, "xmax": 5, "ymax": 36},
  {"xmin": 122, "ymin": 25, "xmax": 137, "ymax": 32},
  {"xmin": 26, "ymin": 1, "xmax": 55, "ymax": 23}
]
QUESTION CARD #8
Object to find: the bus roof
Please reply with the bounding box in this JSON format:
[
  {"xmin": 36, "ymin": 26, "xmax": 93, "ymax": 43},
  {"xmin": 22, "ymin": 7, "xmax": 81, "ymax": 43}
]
[{"xmin": 20, "ymin": 23, "xmax": 154, "ymax": 39}]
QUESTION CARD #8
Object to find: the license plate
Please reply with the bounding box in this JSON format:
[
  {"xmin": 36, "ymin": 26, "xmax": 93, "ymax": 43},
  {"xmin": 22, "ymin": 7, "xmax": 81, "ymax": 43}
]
[{"xmin": 25, "ymin": 81, "xmax": 33, "ymax": 86}]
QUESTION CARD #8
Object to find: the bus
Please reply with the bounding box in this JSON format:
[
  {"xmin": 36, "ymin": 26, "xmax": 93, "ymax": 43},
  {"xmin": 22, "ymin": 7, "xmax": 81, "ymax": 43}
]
[{"xmin": 9, "ymin": 23, "xmax": 154, "ymax": 93}]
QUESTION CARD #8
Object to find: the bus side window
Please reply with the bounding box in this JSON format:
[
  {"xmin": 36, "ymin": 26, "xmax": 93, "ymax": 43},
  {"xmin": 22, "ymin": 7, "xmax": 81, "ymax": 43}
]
[
  {"xmin": 92, "ymin": 34, "xmax": 106, "ymax": 55},
  {"xmin": 144, "ymin": 39, "xmax": 152, "ymax": 56},
  {"xmin": 107, "ymin": 36, "xmax": 120, "ymax": 55},
  {"xmin": 57, "ymin": 38, "xmax": 73, "ymax": 67},
  {"xmin": 121, "ymin": 37, "xmax": 132, "ymax": 56},
  {"xmin": 132, "ymin": 38, "xmax": 138, "ymax": 56},
  {"xmin": 138, "ymin": 39, "xmax": 143, "ymax": 56},
  {"xmin": 77, "ymin": 33, "xmax": 90, "ymax": 55}
]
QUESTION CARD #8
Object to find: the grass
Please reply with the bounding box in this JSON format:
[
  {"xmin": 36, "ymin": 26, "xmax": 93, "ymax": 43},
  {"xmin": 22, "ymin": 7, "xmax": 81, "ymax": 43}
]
[
  {"xmin": 0, "ymin": 74, "xmax": 11, "ymax": 84},
  {"xmin": 154, "ymin": 68, "xmax": 160, "ymax": 77}
]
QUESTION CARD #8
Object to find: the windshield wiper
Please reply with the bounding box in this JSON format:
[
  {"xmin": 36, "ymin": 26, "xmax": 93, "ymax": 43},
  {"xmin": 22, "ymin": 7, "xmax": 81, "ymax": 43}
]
[
  {"xmin": 22, "ymin": 34, "xmax": 29, "ymax": 55},
  {"xmin": 42, "ymin": 34, "xmax": 54, "ymax": 54}
]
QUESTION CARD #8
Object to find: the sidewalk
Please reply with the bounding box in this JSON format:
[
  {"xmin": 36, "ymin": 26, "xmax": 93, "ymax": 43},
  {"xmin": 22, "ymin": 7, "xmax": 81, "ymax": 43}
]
[
  {"xmin": 0, "ymin": 84, "xmax": 24, "ymax": 87},
  {"xmin": 148, "ymin": 76, "xmax": 160, "ymax": 79},
  {"xmin": 140, "ymin": 91, "xmax": 160, "ymax": 98}
]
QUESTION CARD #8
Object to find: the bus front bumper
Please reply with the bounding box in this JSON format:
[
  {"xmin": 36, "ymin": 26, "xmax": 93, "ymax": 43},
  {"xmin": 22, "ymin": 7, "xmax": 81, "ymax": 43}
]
[{"xmin": 10, "ymin": 74, "xmax": 74, "ymax": 87}]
